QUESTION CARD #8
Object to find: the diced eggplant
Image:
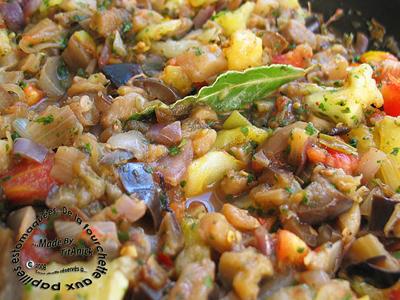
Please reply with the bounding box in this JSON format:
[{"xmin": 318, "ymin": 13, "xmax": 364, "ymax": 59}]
[
  {"xmin": 282, "ymin": 215, "xmax": 319, "ymax": 247},
  {"xmin": 102, "ymin": 63, "xmax": 143, "ymax": 87},
  {"xmin": 296, "ymin": 175, "xmax": 353, "ymax": 225},
  {"xmin": 131, "ymin": 78, "xmax": 180, "ymax": 104},
  {"xmin": 369, "ymin": 195, "xmax": 399, "ymax": 232},
  {"xmin": 118, "ymin": 163, "xmax": 162, "ymax": 228},
  {"xmin": 347, "ymin": 256, "xmax": 400, "ymax": 288}
]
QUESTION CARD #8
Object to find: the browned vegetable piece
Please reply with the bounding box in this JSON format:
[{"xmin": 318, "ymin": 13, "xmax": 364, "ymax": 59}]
[
  {"xmin": 282, "ymin": 215, "xmax": 318, "ymax": 247},
  {"xmin": 347, "ymin": 256, "xmax": 400, "ymax": 288},
  {"xmin": 131, "ymin": 78, "xmax": 180, "ymax": 104},
  {"xmin": 222, "ymin": 203, "xmax": 260, "ymax": 231},
  {"xmin": 89, "ymin": 8, "xmax": 128, "ymax": 37},
  {"xmin": 199, "ymin": 212, "xmax": 241, "ymax": 253},
  {"xmin": 262, "ymin": 31, "xmax": 289, "ymax": 56},
  {"xmin": 142, "ymin": 255, "xmax": 169, "ymax": 290},
  {"xmin": 168, "ymin": 259, "xmax": 215, "ymax": 300},
  {"xmin": 369, "ymin": 195, "xmax": 399, "ymax": 233},
  {"xmin": 219, "ymin": 247, "xmax": 274, "ymax": 300},
  {"xmin": 296, "ymin": 174, "xmax": 353, "ymax": 225},
  {"xmin": 62, "ymin": 31, "xmax": 96, "ymax": 71},
  {"xmin": 158, "ymin": 212, "xmax": 184, "ymax": 257},
  {"xmin": 281, "ymin": 20, "xmax": 317, "ymax": 49}
]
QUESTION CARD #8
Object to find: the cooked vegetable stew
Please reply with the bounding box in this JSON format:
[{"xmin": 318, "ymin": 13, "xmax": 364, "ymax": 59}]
[{"xmin": 0, "ymin": 0, "xmax": 400, "ymax": 299}]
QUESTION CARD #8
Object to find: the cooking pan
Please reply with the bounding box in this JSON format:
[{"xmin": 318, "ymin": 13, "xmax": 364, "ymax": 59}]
[{"xmin": 300, "ymin": 0, "xmax": 400, "ymax": 53}]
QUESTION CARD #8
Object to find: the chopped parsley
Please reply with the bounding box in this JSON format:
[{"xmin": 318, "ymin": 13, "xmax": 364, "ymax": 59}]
[
  {"xmin": 83, "ymin": 143, "xmax": 92, "ymax": 155},
  {"xmin": 305, "ymin": 123, "xmax": 317, "ymax": 136},
  {"xmin": 11, "ymin": 131, "xmax": 20, "ymax": 141},
  {"xmin": 393, "ymin": 251, "xmax": 400, "ymax": 259},
  {"xmin": 301, "ymin": 194, "xmax": 310, "ymax": 205},
  {"xmin": 247, "ymin": 173, "xmax": 255, "ymax": 184},
  {"xmin": 285, "ymin": 187, "xmax": 293, "ymax": 194},
  {"xmin": 180, "ymin": 180, "xmax": 187, "ymax": 188},
  {"xmin": 98, "ymin": 0, "xmax": 112, "ymax": 10},
  {"xmin": 144, "ymin": 165, "xmax": 154, "ymax": 174},
  {"xmin": 348, "ymin": 138, "xmax": 358, "ymax": 148},
  {"xmin": 193, "ymin": 47, "xmax": 203, "ymax": 56},
  {"xmin": 203, "ymin": 276, "xmax": 213, "ymax": 288},
  {"xmin": 111, "ymin": 207, "xmax": 118, "ymax": 214},
  {"xmin": 391, "ymin": 147, "xmax": 400, "ymax": 156},
  {"xmin": 297, "ymin": 247, "xmax": 305, "ymax": 253},
  {"xmin": 118, "ymin": 231, "xmax": 130, "ymax": 242},
  {"xmin": 122, "ymin": 21, "xmax": 132, "ymax": 34},
  {"xmin": 318, "ymin": 102, "xmax": 327, "ymax": 111},
  {"xmin": 35, "ymin": 114, "xmax": 54, "ymax": 125},
  {"xmin": 240, "ymin": 126, "xmax": 249, "ymax": 136},
  {"xmin": 76, "ymin": 68, "xmax": 88, "ymax": 78},
  {"xmin": 341, "ymin": 107, "xmax": 351, "ymax": 113},
  {"xmin": 168, "ymin": 146, "xmax": 181, "ymax": 156}
]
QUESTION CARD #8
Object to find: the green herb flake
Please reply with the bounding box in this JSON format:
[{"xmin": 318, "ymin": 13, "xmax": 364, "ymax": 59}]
[
  {"xmin": 349, "ymin": 138, "xmax": 358, "ymax": 148},
  {"xmin": 301, "ymin": 194, "xmax": 310, "ymax": 205},
  {"xmin": 24, "ymin": 283, "xmax": 33, "ymax": 293},
  {"xmin": 285, "ymin": 187, "xmax": 293, "ymax": 194},
  {"xmin": 122, "ymin": 21, "xmax": 132, "ymax": 34},
  {"xmin": 144, "ymin": 165, "xmax": 154, "ymax": 174},
  {"xmin": 35, "ymin": 114, "xmax": 54, "ymax": 125},
  {"xmin": 111, "ymin": 207, "xmax": 118, "ymax": 215},
  {"xmin": 305, "ymin": 123, "xmax": 317, "ymax": 136},
  {"xmin": 392, "ymin": 251, "xmax": 400, "ymax": 259},
  {"xmin": 318, "ymin": 102, "xmax": 326, "ymax": 111},
  {"xmin": 168, "ymin": 146, "xmax": 181, "ymax": 156},
  {"xmin": 341, "ymin": 107, "xmax": 351, "ymax": 113},
  {"xmin": 83, "ymin": 143, "xmax": 92, "ymax": 155},
  {"xmin": 118, "ymin": 231, "xmax": 130, "ymax": 242},
  {"xmin": 160, "ymin": 192, "xmax": 168, "ymax": 209},
  {"xmin": 297, "ymin": 247, "xmax": 305, "ymax": 253},
  {"xmin": 391, "ymin": 147, "xmax": 400, "ymax": 156},
  {"xmin": 247, "ymin": 174, "xmax": 255, "ymax": 184},
  {"xmin": 203, "ymin": 276, "xmax": 213, "ymax": 288},
  {"xmin": 193, "ymin": 47, "xmax": 203, "ymax": 56},
  {"xmin": 240, "ymin": 126, "xmax": 249, "ymax": 136},
  {"xmin": 180, "ymin": 180, "xmax": 187, "ymax": 188}
]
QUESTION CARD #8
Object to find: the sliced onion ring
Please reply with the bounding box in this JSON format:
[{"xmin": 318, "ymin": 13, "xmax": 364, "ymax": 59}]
[
  {"xmin": 185, "ymin": 192, "xmax": 215, "ymax": 212},
  {"xmin": 13, "ymin": 138, "xmax": 48, "ymax": 163}
]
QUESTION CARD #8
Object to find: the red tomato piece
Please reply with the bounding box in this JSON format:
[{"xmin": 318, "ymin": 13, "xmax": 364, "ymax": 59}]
[
  {"xmin": 272, "ymin": 44, "xmax": 313, "ymax": 68},
  {"xmin": 306, "ymin": 145, "xmax": 358, "ymax": 174},
  {"xmin": 0, "ymin": 154, "xmax": 56, "ymax": 204},
  {"xmin": 157, "ymin": 252, "xmax": 174, "ymax": 268},
  {"xmin": 382, "ymin": 80, "xmax": 400, "ymax": 117}
]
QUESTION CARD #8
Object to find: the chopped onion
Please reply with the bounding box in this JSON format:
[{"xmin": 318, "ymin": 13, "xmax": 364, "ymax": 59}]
[
  {"xmin": 13, "ymin": 138, "xmax": 48, "ymax": 163},
  {"xmin": 26, "ymin": 105, "xmax": 83, "ymax": 149},
  {"xmin": 357, "ymin": 148, "xmax": 387, "ymax": 184},
  {"xmin": 12, "ymin": 118, "xmax": 30, "ymax": 138},
  {"xmin": 107, "ymin": 130, "xmax": 148, "ymax": 161},
  {"xmin": 1, "ymin": 83, "xmax": 25, "ymax": 102},
  {"xmin": 50, "ymin": 146, "xmax": 86, "ymax": 183},
  {"xmin": 185, "ymin": 192, "xmax": 215, "ymax": 212},
  {"xmin": 146, "ymin": 121, "xmax": 182, "ymax": 146},
  {"xmin": 38, "ymin": 57, "xmax": 66, "ymax": 97},
  {"xmin": 100, "ymin": 150, "xmax": 134, "ymax": 165}
]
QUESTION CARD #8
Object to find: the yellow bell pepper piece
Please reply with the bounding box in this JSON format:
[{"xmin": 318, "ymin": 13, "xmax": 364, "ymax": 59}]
[{"xmin": 185, "ymin": 151, "xmax": 244, "ymax": 197}]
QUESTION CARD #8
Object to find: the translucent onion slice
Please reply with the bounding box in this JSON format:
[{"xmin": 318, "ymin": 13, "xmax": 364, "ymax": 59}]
[{"xmin": 13, "ymin": 138, "xmax": 48, "ymax": 163}]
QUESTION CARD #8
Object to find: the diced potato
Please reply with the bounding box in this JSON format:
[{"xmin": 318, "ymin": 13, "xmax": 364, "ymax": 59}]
[
  {"xmin": 254, "ymin": 0, "xmax": 279, "ymax": 17},
  {"xmin": 278, "ymin": 0, "xmax": 300, "ymax": 9},
  {"xmin": 219, "ymin": 248, "xmax": 273, "ymax": 300},
  {"xmin": 213, "ymin": 125, "xmax": 269, "ymax": 150},
  {"xmin": 0, "ymin": 29, "xmax": 11, "ymax": 57},
  {"xmin": 224, "ymin": 29, "xmax": 262, "ymax": 70},
  {"xmin": 175, "ymin": 44, "xmax": 227, "ymax": 83},
  {"xmin": 374, "ymin": 116, "xmax": 400, "ymax": 164},
  {"xmin": 185, "ymin": 151, "xmax": 244, "ymax": 197},
  {"xmin": 151, "ymin": 39, "xmax": 201, "ymax": 59},
  {"xmin": 137, "ymin": 19, "xmax": 191, "ymax": 44},
  {"xmin": 189, "ymin": 0, "xmax": 217, "ymax": 8},
  {"xmin": 214, "ymin": 2, "xmax": 255, "ymax": 36},
  {"xmin": 60, "ymin": 0, "xmax": 96, "ymax": 11},
  {"xmin": 199, "ymin": 212, "xmax": 242, "ymax": 252},
  {"xmin": 348, "ymin": 125, "xmax": 375, "ymax": 155},
  {"xmin": 223, "ymin": 111, "xmax": 251, "ymax": 129},
  {"xmin": 315, "ymin": 280, "xmax": 357, "ymax": 300},
  {"xmin": 161, "ymin": 65, "xmax": 192, "ymax": 95},
  {"xmin": 0, "ymin": 140, "xmax": 10, "ymax": 173}
]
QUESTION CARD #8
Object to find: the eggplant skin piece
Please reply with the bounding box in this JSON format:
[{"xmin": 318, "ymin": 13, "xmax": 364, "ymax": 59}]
[
  {"xmin": 118, "ymin": 163, "xmax": 162, "ymax": 229},
  {"xmin": 102, "ymin": 63, "xmax": 143, "ymax": 87},
  {"xmin": 296, "ymin": 175, "xmax": 353, "ymax": 225},
  {"xmin": 369, "ymin": 195, "xmax": 399, "ymax": 232},
  {"xmin": 347, "ymin": 256, "xmax": 400, "ymax": 289}
]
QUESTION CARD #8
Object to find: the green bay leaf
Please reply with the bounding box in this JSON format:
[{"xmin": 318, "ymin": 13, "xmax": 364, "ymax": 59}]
[{"xmin": 130, "ymin": 64, "xmax": 305, "ymax": 120}]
